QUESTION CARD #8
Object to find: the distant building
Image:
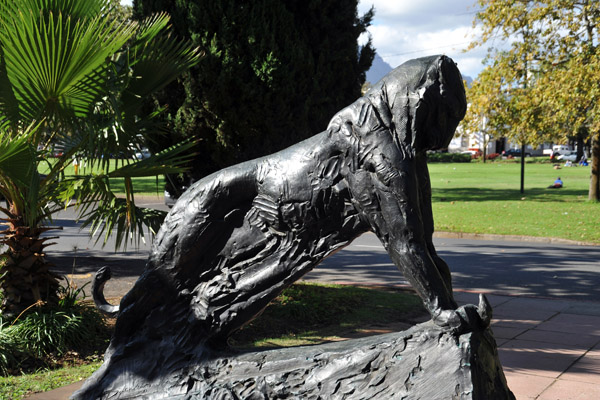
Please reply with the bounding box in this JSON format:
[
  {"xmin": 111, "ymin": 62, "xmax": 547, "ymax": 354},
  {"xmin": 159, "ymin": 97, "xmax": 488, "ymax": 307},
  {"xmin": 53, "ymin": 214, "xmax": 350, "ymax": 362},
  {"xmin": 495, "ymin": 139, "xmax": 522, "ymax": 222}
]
[
  {"xmin": 448, "ymin": 123, "xmax": 556, "ymax": 157},
  {"xmin": 448, "ymin": 115, "xmax": 557, "ymax": 156}
]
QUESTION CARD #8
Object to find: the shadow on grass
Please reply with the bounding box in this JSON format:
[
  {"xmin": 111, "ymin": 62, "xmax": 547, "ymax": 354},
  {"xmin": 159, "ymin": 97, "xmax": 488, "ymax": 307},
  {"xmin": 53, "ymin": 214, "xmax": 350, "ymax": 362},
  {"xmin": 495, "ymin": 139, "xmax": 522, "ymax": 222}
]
[
  {"xmin": 229, "ymin": 283, "xmax": 425, "ymax": 349},
  {"xmin": 432, "ymin": 187, "xmax": 588, "ymax": 203}
]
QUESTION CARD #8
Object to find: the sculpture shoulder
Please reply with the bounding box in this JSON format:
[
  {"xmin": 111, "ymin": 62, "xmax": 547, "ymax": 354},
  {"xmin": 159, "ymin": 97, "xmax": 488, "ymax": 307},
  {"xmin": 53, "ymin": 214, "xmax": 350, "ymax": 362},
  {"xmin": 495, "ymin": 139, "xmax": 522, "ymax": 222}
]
[{"xmin": 253, "ymin": 131, "xmax": 350, "ymax": 198}]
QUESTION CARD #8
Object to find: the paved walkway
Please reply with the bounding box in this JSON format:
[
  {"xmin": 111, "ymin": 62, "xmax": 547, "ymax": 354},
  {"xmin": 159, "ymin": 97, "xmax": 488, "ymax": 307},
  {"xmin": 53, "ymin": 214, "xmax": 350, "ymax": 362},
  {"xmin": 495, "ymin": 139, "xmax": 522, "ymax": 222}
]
[
  {"xmin": 456, "ymin": 291, "xmax": 600, "ymax": 400},
  {"xmin": 25, "ymin": 289, "xmax": 600, "ymax": 399}
]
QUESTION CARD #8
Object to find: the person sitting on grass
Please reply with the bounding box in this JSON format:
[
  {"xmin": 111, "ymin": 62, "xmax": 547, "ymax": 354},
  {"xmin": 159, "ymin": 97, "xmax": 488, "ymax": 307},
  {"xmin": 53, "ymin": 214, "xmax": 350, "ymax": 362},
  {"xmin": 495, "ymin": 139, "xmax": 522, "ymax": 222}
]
[{"xmin": 549, "ymin": 177, "xmax": 563, "ymax": 188}]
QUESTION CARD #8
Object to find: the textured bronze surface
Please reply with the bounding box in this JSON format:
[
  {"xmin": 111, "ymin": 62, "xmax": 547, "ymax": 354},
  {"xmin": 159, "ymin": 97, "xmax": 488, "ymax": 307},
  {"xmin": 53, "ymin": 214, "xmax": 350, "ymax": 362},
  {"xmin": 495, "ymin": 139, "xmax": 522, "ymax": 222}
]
[{"xmin": 75, "ymin": 56, "xmax": 512, "ymax": 399}]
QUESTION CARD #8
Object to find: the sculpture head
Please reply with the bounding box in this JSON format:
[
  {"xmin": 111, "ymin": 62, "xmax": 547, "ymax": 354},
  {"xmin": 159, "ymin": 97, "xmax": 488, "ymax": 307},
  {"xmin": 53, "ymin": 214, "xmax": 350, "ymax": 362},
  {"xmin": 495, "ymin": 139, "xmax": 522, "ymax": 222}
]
[{"xmin": 367, "ymin": 55, "xmax": 467, "ymax": 152}]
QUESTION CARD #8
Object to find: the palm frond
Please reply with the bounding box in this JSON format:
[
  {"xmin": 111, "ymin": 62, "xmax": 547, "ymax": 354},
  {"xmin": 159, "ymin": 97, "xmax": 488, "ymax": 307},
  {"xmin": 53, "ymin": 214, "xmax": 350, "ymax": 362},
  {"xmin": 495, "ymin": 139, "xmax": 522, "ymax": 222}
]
[
  {"xmin": 0, "ymin": 0, "xmax": 199, "ymax": 251},
  {"xmin": 131, "ymin": 12, "xmax": 171, "ymax": 45},
  {"xmin": 0, "ymin": 0, "xmax": 110, "ymax": 21},
  {"xmin": 58, "ymin": 174, "xmax": 166, "ymax": 249},
  {"xmin": 124, "ymin": 30, "xmax": 201, "ymax": 105},
  {"xmin": 0, "ymin": 123, "xmax": 60, "ymax": 226},
  {"xmin": 0, "ymin": 129, "xmax": 36, "ymax": 188},
  {"xmin": 0, "ymin": 50, "xmax": 21, "ymax": 130},
  {"xmin": 115, "ymin": 16, "xmax": 201, "ymax": 122},
  {"xmin": 57, "ymin": 139, "xmax": 197, "ymax": 250},
  {"xmin": 84, "ymin": 198, "xmax": 167, "ymax": 249},
  {"xmin": 0, "ymin": 2, "xmax": 136, "ymax": 124}
]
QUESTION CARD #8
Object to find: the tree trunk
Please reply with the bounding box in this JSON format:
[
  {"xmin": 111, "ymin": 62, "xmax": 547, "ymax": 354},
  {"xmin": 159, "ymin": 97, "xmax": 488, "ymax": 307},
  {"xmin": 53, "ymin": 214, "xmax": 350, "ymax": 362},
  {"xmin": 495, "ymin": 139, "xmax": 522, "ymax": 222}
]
[
  {"xmin": 576, "ymin": 134, "xmax": 585, "ymax": 162},
  {"xmin": 589, "ymin": 131, "xmax": 600, "ymax": 201},
  {"xmin": 0, "ymin": 222, "xmax": 60, "ymax": 316}
]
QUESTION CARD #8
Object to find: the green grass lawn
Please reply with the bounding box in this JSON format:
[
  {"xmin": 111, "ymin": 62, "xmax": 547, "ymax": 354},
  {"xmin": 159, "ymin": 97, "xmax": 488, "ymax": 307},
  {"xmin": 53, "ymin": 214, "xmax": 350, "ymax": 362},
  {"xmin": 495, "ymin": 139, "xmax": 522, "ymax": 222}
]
[
  {"xmin": 38, "ymin": 158, "xmax": 166, "ymax": 196},
  {"xmin": 429, "ymin": 160, "xmax": 599, "ymax": 244},
  {"xmin": 0, "ymin": 362, "xmax": 102, "ymax": 400}
]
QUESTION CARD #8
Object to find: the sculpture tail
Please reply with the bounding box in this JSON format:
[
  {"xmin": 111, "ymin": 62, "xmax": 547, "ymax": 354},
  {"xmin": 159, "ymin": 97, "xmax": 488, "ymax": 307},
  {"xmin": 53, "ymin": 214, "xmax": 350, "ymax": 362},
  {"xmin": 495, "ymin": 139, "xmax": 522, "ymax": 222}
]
[{"xmin": 92, "ymin": 266, "xmax": 120, "ymax": 317}]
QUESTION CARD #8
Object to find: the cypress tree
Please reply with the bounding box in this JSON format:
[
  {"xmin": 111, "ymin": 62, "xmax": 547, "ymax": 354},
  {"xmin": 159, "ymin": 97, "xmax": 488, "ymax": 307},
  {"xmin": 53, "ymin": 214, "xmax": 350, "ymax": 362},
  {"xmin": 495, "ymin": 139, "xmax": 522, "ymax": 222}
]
[{"xmin": 133, "ymin": 0, "xmax": 374, "ymax": 181}]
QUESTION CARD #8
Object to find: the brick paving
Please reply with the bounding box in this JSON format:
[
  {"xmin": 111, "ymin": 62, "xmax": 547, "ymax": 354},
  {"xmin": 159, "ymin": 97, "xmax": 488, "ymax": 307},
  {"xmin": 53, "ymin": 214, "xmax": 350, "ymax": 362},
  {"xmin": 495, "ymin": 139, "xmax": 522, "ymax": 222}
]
[{"xmin": 455, "ymin": 291, "xmax": 600, "ymax": 400}]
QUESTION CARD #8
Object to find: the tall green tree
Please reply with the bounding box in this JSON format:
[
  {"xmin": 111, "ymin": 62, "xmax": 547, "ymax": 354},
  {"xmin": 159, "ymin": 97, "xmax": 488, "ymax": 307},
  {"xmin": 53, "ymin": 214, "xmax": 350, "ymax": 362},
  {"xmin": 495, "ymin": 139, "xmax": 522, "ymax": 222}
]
[
  {"xmin": 468, "ymin": 0, "xmax": 600, "ymax": 200},
  {"xmin": 133, "ymin": 0, "xmax": 375, "ymax": 184},
  {"xmin": 0, "ymin": 0, "xmax": 199, "ymax": 315}
]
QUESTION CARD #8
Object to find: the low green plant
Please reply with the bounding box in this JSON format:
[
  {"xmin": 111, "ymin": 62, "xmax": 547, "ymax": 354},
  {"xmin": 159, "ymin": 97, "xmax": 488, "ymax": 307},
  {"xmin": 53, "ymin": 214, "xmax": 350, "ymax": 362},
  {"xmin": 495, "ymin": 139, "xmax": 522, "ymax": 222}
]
[
  {"xmin": 58, "ymin": 251, "xmax": 90, "ymax": 309},
  {"xmin": 0, "ymin": 317, "xmax": 21, "ymax": 375},
  {"xmin": 12, "ymin": 306, "xmax": 105, "ymax": 359},
  {"xmin": 58, "ymin": 280, "xmax": 90, "ymax": 309},
  {"xmin": 0, "ymin": 277, "xmax": 108, "ymax": 377}
]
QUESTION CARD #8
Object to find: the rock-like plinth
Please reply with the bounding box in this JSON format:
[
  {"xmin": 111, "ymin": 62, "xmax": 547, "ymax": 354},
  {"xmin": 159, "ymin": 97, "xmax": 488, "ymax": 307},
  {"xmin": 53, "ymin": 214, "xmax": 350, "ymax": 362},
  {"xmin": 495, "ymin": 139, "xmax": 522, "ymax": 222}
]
[{"xmin": 73, "ymin": 321, "xmax": 514, "ymax": 399}]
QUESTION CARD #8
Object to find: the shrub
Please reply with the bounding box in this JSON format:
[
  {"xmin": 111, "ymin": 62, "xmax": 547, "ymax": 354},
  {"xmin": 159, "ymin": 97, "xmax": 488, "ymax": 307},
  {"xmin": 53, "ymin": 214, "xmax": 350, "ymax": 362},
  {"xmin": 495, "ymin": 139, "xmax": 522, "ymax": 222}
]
[
  {"xmin": 0, "ymin": 277, "xmax": 109, "ymax": 376},
  {"xmin": 0, "ymin": 318, "xmax": 22, "ymax": 375},
  {"xmin": 57, "ymin": 278, "xmax": 90, "ymax": 308},
  {"xmin": 0, "ymin": 304, "xmax": 108, "ymax": 376},
  {"xmin": 427, "ymin": 152, "xmax": 472, "ymax": 163},
  {"xmin": 13, "ymin": 306, "xmax": 106, "ymax": 359}
]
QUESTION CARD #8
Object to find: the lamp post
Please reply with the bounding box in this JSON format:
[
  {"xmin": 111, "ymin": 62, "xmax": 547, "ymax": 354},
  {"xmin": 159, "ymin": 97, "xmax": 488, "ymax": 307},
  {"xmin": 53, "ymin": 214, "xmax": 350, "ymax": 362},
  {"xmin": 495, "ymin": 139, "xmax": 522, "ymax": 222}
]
[{"xmin": 520, "ymin": 142, "xmax": 526, "ymax": 193}]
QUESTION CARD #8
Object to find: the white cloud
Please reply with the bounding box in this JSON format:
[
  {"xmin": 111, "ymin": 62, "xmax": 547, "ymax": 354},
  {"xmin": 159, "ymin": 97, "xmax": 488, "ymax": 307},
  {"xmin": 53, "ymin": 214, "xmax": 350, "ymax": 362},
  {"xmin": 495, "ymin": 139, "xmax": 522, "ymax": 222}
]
[{"xmin": 359, "ymin": 0, "xmax": 489, "ymax": 78}]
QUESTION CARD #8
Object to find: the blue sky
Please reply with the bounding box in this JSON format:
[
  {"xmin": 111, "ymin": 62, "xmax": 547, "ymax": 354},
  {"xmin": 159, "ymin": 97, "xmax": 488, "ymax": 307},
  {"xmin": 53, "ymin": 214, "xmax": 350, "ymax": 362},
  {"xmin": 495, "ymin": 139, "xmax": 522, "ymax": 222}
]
[{"xmin": 121, "ymin": 0, "xmax": 489, "ymax": 79}]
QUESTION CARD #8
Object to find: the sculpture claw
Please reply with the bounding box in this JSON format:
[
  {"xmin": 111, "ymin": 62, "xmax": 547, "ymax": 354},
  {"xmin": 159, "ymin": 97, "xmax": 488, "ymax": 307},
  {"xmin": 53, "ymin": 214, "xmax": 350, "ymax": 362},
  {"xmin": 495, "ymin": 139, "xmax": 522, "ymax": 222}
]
[
  {"xmin": 477, "ymin": 293, "xmax": 492, "ymax": 327},
  {"xmin": 433, "ymin": 294, "xmax": 492, "ymax": 334}
]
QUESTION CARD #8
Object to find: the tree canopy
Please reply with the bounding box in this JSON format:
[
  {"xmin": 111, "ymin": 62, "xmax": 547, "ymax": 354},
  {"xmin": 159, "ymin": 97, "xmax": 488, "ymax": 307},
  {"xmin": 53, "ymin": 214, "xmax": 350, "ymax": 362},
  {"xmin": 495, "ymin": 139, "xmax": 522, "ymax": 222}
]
[
  {"xmin": 133, "ymin": 0, "xmax": 375, "ymax": 183},
  {"xmin": 466, "ymin": 0, "xmax": 600, "ymax": 200}
]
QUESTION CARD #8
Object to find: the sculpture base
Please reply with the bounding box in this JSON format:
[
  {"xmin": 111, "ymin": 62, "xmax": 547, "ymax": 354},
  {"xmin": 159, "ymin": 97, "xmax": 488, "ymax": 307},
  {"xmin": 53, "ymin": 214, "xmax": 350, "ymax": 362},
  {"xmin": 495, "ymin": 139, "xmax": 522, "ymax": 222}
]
[{"xmin": 73, "ymin": 321, "xmax": 514, "ymax": 399}]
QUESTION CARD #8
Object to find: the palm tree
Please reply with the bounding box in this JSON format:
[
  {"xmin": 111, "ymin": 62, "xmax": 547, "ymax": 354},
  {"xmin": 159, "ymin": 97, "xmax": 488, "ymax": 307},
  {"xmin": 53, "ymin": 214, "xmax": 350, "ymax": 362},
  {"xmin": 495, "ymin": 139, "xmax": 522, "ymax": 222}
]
[{"xmin": 0, "ymin": 0, "xmax": 199, "ymax": 315}]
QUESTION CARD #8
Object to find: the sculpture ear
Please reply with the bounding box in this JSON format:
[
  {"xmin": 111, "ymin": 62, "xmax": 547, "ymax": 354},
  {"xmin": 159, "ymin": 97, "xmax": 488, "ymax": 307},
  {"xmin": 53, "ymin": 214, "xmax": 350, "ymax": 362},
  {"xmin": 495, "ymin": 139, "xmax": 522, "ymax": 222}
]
[
  {"xmin": 411, "ymin": 56, "xmax": 467, "ymax": 152},
  {"xmin": 438, "ymin": 56, "xmax": 467, "ymax": 121}
]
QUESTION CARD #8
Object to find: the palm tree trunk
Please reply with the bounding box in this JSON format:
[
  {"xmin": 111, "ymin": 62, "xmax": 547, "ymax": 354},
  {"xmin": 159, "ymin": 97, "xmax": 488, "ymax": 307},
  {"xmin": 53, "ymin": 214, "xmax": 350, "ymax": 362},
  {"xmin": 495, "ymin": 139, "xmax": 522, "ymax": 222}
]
[{"xmin": 0, "ymin": 222, "xmax": 60, "ymax": 316}]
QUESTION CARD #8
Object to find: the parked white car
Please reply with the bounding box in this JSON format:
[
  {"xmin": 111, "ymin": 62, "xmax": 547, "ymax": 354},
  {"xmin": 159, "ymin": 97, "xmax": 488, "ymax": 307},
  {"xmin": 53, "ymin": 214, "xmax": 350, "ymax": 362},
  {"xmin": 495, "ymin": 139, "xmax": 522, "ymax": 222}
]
[
  {"xmin": 552, "ymin": 145, "xmax": 572, "ymax": 156},
  {"xmin": 557, "ymin": 151, "xmax": 578, "ymax": 162}
]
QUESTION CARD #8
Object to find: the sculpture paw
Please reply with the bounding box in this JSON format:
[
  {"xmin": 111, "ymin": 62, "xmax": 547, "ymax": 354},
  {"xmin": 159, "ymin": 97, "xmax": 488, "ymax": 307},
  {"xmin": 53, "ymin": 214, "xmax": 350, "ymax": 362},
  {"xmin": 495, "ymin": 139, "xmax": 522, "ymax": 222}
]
[{"xmin": 433, "ymin": 294, "xmax": 492, "ymax": 334}]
